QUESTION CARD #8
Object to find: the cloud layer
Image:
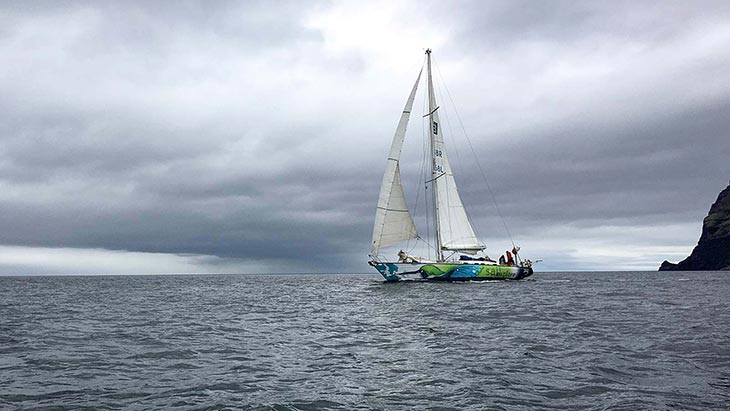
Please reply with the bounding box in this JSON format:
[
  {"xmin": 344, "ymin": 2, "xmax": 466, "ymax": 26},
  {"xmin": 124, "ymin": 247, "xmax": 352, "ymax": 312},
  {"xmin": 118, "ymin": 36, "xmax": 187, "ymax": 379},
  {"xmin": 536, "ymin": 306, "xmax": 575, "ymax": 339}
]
[{"xmin": 1, "ymin": 1, "xmax": 729, "ymax": 274}]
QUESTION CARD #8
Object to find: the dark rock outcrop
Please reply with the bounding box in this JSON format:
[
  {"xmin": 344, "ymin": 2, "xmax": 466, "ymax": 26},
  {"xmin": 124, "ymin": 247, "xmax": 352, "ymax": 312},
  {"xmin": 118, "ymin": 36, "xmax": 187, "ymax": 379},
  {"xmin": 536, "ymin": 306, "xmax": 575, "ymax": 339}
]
[{"xmin": 660, "ymin": 183, "xmax": 730, "ymax": 271}]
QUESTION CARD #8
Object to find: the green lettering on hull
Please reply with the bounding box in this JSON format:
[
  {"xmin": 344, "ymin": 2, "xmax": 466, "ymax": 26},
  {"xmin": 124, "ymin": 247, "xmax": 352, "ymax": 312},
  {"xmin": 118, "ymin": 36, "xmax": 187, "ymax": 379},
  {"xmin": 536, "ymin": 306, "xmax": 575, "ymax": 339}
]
[{"xmin": 419, "ymin": 264, "xmax": 515, "ymax": 279}]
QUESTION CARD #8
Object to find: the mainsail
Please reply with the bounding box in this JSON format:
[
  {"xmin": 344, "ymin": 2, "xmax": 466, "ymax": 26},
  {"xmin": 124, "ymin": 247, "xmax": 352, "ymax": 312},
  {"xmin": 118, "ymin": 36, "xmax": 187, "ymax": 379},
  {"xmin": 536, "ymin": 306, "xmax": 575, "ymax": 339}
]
[
  {"xmin": 425, "ymin": 50, "xmax": 485, "ymax": 255},
  {"xmin": 368, "ymin": 49, "xmax": 535, "ymax": 282},
  {"xmin": 370, "ymin": 70, "xmax": 422, "ymax": 256}
]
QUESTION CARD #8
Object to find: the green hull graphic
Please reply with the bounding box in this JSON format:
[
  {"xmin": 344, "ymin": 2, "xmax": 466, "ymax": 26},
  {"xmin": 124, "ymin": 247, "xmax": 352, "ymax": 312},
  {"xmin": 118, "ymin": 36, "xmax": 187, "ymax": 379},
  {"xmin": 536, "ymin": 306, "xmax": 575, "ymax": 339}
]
[
  {"xmin": 369, "ymin": 261, "xmax": 532, "ymax": 281},
  {"xmin": 419, "ymin": 263, "xmax": 515, "ymax": 279}
]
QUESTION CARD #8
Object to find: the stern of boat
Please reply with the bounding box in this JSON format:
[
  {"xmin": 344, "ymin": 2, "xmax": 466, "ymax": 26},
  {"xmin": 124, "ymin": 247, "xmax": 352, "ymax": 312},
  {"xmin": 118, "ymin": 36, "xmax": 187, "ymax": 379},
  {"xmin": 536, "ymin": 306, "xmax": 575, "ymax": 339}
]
[{"xmin": 515, "ymin": 266, "xmax": 534, "ymax": 280}]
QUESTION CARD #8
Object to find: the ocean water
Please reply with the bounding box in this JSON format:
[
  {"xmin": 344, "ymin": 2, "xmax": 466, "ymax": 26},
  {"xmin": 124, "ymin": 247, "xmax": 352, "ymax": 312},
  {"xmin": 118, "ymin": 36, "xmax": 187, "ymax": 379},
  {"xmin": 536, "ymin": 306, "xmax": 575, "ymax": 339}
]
[{"xmin": 1, "ymin": 272, "xmax": 728, "ymax": 410}]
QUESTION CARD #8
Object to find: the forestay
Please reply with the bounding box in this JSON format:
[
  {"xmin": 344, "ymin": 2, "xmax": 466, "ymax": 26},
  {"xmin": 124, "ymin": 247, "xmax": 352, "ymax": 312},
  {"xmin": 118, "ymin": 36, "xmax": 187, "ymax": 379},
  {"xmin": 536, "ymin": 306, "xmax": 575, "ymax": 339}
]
[{"xmin": 370, "ymin": 70, "xmax": 422, "ymax": 256}]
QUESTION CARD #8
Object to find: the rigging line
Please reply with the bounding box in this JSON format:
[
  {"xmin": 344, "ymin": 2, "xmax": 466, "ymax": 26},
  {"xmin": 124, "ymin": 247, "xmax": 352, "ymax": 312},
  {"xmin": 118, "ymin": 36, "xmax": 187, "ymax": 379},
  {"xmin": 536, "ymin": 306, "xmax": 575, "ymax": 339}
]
[
  {"xmin": 430, "ymin": 76, "xmax": 455, "ymax": 251},
  {"xmin": 425, "ymin": 172, "xmax": 446, "ymax": 183},
  {"xmin": 435, "ymin": 78, "xmax": 465, "ymax": 184},
  {"xmin": 421, "ymin": 79, "xmax": 433, "ymax": 261},
  {"xmin": 421, "ymin": 92, "xmax": 440, "ymax": 260},
  {"xmin": 433, "ymin": 58, "xmax": 516, "ymax": 249},
  {"xmin": 406, "ymin": 154, "xmax": 425, "ymax": 253},
  {"xmin": 411, "ymin": 83, "xmax": 428, "ymax": 260},
  {"xmin": 432, "ymin": 66, "xmax": 483, "ymax": 245},
  {"xmin": 423, "ymin": 106, "xmax": 440, "ymax": 117},
  {"xmin": 434, "ymin": 59, "xmax": 481, "ymax": 251},
  {"xmin": 400, "ymin": 60, "xmax": 427, "ymax": 253},
  {"xmin": 407, "ymin": 67, "xmax": 427, "ymax": 253},
  {"xmin": 413, "ymin": 235, "xmax": 437, "ymax": 255}
]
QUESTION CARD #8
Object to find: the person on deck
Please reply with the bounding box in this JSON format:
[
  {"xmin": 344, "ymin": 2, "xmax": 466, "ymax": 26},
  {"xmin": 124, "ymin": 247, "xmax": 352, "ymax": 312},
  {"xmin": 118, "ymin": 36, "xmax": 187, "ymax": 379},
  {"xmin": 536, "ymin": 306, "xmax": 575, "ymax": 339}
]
[
  {"xmin": 499, "ymin": 255, "xmax": 506, "ymax": 265},
  {"xmin": 506, "ymin": 250, "xmax": 514, "ymax": 266}
]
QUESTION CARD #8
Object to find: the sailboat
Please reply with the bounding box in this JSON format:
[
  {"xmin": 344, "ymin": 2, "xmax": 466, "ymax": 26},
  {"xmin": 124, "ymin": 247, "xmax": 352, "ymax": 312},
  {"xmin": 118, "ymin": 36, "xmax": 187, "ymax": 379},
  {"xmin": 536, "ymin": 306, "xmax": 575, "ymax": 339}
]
[{"xmin": 368, "ymin": 49, "xmax": 534, "ymax": 282}]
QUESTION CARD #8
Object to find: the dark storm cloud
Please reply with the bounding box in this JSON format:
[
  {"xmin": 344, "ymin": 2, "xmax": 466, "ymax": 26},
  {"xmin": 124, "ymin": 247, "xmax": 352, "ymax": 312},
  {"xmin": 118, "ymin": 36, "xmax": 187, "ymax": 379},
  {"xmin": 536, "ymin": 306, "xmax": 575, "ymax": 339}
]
[
  {"xmin": 1, "ymin": 1, "xmax": 729, "ymax": 273},
  {"xmin": 456, "ymin": 97, "xmax": 730, "ymax": 225}
]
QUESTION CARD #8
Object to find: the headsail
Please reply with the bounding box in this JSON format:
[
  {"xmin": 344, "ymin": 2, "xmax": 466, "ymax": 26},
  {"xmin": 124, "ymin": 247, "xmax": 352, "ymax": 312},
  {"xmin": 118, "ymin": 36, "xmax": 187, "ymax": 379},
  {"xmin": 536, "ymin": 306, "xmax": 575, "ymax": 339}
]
[
  {"xmin": 371, "ymin": 69, "xmax": 423, "ymax": 256},
  {"xmin": 425, "ymin": 50, "xmax": 485, "ymax": 256}
]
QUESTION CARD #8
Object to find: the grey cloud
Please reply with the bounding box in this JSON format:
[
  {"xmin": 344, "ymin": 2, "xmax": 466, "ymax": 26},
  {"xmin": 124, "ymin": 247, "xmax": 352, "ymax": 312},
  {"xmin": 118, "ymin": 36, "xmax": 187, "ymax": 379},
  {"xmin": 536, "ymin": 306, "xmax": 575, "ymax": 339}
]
[
  {"xmin": 441, "ymin": 0, "xmax": 730, "ymax": 49},
  {"xmin": 1, "ymin": 1, "xmax": 729, "ymax": 273}
]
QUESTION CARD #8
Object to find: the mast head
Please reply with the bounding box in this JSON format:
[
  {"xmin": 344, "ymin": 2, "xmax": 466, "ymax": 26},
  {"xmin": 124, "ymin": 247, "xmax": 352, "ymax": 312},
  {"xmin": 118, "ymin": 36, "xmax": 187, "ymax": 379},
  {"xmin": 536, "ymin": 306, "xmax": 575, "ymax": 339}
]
[{"xmin": 425, "ymin": 48, "xmax": 432, "ymax": 55}]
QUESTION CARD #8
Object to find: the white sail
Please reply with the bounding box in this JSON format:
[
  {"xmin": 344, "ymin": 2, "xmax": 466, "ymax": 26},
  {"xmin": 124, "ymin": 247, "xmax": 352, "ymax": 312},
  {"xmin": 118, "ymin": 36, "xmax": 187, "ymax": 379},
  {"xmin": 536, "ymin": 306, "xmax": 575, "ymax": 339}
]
[
  {"xmin": 426, "ymin": 51, "xmax": 485, "ymax": 255},
  {"xmin": 371, "ymin": 69, "xmax": 422, "ymax": 256}
]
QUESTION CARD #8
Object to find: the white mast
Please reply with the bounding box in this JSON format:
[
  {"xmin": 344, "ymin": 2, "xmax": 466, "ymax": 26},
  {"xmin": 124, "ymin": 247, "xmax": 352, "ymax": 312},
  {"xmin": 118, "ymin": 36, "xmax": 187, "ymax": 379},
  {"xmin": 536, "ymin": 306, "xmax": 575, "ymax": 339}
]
[
  {"xmin": 426, "ymin": 49, "xmax": 485, "ymax": 259},
  {"xmin": 425, "ymin": 49, "xmax": 443, "ymax": 261}
]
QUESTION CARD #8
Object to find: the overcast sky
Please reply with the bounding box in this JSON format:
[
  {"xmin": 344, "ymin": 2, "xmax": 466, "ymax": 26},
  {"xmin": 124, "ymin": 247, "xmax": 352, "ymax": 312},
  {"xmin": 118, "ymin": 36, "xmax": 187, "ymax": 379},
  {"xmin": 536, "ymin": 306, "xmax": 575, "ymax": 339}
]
[{"xmin": 1, "ymin": 0, "xmax": 729, "ymax": 274}]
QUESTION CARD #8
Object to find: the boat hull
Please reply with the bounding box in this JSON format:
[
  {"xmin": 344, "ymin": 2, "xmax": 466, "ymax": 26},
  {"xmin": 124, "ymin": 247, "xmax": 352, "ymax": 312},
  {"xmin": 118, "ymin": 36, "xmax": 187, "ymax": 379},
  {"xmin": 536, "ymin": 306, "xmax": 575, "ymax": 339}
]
[{"xmin": 369, "ymin": 261, "xmax": 533, "ymax": 282}]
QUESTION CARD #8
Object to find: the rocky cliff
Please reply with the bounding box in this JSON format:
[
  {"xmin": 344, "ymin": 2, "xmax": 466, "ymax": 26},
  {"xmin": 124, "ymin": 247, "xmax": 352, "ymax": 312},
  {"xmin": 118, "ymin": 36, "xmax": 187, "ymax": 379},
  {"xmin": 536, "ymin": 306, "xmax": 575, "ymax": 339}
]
[{"xmin": 660, "ymin": 183, "xmax": 730, "ymax": 271}]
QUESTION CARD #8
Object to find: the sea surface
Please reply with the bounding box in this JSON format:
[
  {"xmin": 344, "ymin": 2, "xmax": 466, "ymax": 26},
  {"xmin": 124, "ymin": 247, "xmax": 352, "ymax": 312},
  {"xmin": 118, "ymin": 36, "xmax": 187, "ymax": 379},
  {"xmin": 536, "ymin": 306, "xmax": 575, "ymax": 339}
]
[{"xmin": 1, "ymin": 271, "xmax": 728, "ymax": 410}]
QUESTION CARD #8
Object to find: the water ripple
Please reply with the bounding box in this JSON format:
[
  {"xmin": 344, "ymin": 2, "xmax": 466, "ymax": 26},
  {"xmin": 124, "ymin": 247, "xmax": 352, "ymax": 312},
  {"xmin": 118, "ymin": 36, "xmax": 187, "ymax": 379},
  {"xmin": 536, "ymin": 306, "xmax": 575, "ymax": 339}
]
[{"xmin": 0, "ymin": 272, "xmax": 728, "ymax": 409}]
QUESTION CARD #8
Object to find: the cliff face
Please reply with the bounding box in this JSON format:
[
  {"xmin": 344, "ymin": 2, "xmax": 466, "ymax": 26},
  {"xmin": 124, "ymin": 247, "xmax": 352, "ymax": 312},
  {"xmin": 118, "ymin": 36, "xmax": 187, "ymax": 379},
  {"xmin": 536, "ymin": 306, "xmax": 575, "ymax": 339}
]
[{"xmin": 660, "ymin": 183, "xmax": 730, "ymax": 271}]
